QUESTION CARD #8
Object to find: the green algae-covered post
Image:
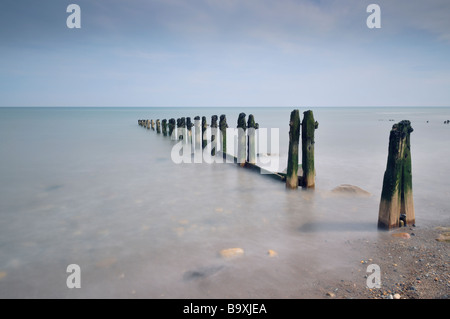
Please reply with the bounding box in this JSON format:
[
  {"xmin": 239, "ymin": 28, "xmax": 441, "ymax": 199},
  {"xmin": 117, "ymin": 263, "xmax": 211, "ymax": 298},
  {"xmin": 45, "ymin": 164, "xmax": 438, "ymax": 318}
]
[
  {"xmin": 219, "ymin": 114, "xmax": 228, "ymax": 157},
  {"xmin": 194, "ymin": 116, "xmax": 201, "ymax": 150},
  {"xmin": 168, "ymin": 118, "xmax": 176, "ymax": 140},
  {"xmin": 237, "ymin": 113, "xmax": 247, "ymax": 166},
  {"xmin": 202, "ymin": 116, "xmax": 208, "ymax": 149},
  {"xmin": 286, "ymin": 110, "xmax": 300, "ymax": 189},
  {"xmin": 378, "ymin": 120, "xmax": 415, "ymax": 230},
  {"xmin": 162, "ymin": 119, "xmax": 167, "ymax": 136},
  {"xmin": 247, "ymin": 114, "xmax": 259, "ymax": 164},
  {"xmin": 301, "ymin": 110, "xmax": 318, "ymax": 188},
  {"xmin": 211, "ymin": 115, "xmax": 218, "ymax": 156},
  {"xmin": 156, "ymin": 119, "xmax": 161, "ymax": 134}
]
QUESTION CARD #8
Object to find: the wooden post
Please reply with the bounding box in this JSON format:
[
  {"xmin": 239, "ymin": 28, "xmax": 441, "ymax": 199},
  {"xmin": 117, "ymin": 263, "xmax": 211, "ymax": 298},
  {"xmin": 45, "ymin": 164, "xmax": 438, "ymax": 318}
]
[
  {"xmin": 247, "ymin": 114, "xmax": 258, "ymax": 164},
  {"xmin": 168, "ymin": 118, "xmax": 176, "ymax": 140},
  {"xmin": 194, "ymin": 116, "xmax": 201, "ymax": 150},
  {"xmin": 219, "ymin": 114, "xmax": 228, "ymax": 158},
  {"xmin": 156, "ymin": 119, "xmax": 161, "ymax": 134},
  {"xmin": 146, "ymin": 119, "xmax": 150, "ymax": 130},
  {"xmin": 237, "ymin": 113, "xmax": 247, "ymax": 166},
  {"xmin": 178, "ymin": 117, "xmax": 186, "ymax": 141},
  {"xmin": 211, "ymin": 115, "xmax": 218, "ymax": 156},
  {"xmin": 286, "ymin": 110, "xmax": 300, "ymax": 189},
  {"xmin": 301, "ymin": 110, "xmax": 318, "ymax": 188},
  {"xmin": 202, "ymin": 116, "xmax": 208, "ymax": 149},
  {"xmin": 162, "ymin": 119, "xmax": 167, "ymax": 136},
  {"xmin": 378, "ymin": 120, "xmax": 415, "ymax": 230},
  {"xmin": 186, "ymin": 117, "xmax": 193, "ymax": 144},
  {"xmin": 151, "ymin": 119, "xmax": 155, "ymax": 131}
]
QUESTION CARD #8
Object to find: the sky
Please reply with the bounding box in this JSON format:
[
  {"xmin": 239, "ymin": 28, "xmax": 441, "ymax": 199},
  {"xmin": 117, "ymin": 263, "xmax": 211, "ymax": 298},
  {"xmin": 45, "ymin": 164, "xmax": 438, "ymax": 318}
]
[{"xmin": 0, "ymin": 0, "xmax": 450, "ymax": 107}]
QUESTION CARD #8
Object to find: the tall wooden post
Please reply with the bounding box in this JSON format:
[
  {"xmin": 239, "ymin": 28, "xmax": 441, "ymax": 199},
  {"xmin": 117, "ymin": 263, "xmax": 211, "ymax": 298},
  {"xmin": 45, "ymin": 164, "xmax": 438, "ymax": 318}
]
[
  {"xmin": 202, "ymin": 116, "xmax": 208, "ymax": 149},
  {"xmin": 194, "ymin": 116, "xmax": 201, "ymax": 150},
  {"xmin": 151, "ymin": 119, "xmax": 155, "ymax": 131},
  {"xmin": 301, "ymin": 110, "xmax": 318, "ymax": 188},
  {"xmin": 156, "ymin": 119, "xmax": 161, "ymax": 134},
  {"xmin": 247, "ymin": 114, "xmax": 258, "ymax": 164},
  {"xmin": 286, "ymin": 110, "xmax": 300, "ymax": 189},
  {"xmin": 237, "ymin": 113, "xmax": 247, "ymax": 166},
  {"xmin": 219, "ymin": 115, "xmax": 228, "ymax": 158},
  {"xmin": 146, "ymin": 119, "xmax": 150, "ymax": 130},
  {"xmin": 211, "ymin": 115, "xmax": 218, "ymax": 156},
  {"xmin": 378, "ymin": 120, "xmax": 415, "ymax": 230},
  {"xmin": 162, "ymin": 119, "xmax": 167, "ymax": 136}
]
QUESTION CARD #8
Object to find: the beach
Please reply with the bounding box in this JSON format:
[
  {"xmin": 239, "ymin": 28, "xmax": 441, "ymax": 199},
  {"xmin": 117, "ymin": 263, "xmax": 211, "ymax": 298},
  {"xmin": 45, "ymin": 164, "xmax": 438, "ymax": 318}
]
[{"xmin": 316, "ymin": 224, "xmax": 449, "ymax": 299}]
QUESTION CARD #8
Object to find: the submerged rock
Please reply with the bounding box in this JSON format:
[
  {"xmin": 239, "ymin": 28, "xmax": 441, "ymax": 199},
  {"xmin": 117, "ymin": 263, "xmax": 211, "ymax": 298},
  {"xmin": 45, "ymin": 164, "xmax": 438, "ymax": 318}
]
[
  {"xmin": 331, "ymin": 184, "xmax": 371, "ymax": 197},
  {"xmin": 183, "ymin": 265, "xmax": 225, "ymax": 281}
]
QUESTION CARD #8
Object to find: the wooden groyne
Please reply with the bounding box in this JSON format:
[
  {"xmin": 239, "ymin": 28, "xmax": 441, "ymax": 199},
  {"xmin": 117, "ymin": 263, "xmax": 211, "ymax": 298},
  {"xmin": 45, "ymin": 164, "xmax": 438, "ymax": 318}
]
[
  {"xmin": 139, "ymin": 111, "xmax": 417, "ymax": 230},
  {"xmin": 138, "ymin": 109, "xmax": 317, "ymax": 186}
]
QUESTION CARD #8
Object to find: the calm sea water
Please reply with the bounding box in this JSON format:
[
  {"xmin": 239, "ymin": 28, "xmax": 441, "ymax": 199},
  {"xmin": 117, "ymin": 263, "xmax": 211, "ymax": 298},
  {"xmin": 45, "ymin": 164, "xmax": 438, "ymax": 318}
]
[{"xmin": 0, "ymin": 106, "xmax": 449, "ymax": 298}]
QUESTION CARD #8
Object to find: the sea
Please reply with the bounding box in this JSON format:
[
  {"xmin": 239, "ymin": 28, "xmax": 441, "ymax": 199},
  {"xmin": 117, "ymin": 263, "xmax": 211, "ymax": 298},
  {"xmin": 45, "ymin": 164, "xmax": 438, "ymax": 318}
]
[{"xmin": 0, "ymin": 106, "xmax": 449, "ymax": 298}]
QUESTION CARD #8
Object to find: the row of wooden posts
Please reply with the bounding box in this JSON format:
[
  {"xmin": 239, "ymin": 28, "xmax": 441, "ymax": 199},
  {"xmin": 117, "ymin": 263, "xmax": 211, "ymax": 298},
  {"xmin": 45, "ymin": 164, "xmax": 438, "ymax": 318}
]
[
  {"xmin": 138, "ymin": 110, "xmax": 319, "ymax": 189},
  {"xmin": 138, "ymin": 112, "xmax": 415, "ymax": 231}
]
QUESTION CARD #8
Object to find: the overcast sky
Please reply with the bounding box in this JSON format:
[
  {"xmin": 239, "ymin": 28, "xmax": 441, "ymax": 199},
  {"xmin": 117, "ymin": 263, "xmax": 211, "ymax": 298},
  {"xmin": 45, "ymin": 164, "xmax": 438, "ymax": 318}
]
[{"xmin": 1, "ymin": 0, "xmax": 449, "ymax": 107}]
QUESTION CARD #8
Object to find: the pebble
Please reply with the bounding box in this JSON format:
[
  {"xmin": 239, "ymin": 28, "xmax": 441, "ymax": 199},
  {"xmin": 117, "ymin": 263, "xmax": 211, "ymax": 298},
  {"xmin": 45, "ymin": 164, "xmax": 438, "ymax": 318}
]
[
  {"xmin": 391, "ymin": 233, "xmax": 411, "ymax": 239},
  {"xmin": 393, "ymin": 293, "xmax": 401, "ymax": 299},
  {"xmin": 220, "ymin": 248, "xmax": 244, "ymax": 259},
  {"xmin": 267, "ymin": 249, "xmax": 278, "ymax": 257},
  {"xmin": 326, "ymin": 292, "xmax": 336, "ymax": 298}
]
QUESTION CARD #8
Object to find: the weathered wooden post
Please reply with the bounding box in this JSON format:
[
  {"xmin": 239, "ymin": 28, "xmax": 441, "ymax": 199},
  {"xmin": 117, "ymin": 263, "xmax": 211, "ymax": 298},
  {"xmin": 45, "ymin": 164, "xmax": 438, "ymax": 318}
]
[
  {"xmin": 286, "ymin": 110, "xmax": 300, "ymax": 189},
  {"xmin": 247, "ymin": 114, "xmax": 258, "ymax": 164},
  {"xmin": 194, "ymin": 116, "xmax": 201, "ymax": 150},
  {"xmin": 211, "ymin": 115, "xmax": 218, "ymax": 156},
  {"xmin": 237, "ymin": 113, "xmax": 247, "ymax": 166},
  {"xmin": 378, "ymin": 120, "xmax": 415, "ymax": 230},
  {"xmin": 202, "ymin": 116, "xmax": 208, "ymax": 149},
  {"xmin": 219, "ymin": 114, "xmax": 228, "ymax": 158},
  {"xmin": 176, "ymin": 118, "xmax": 181, "ymax": 139},
  {"xmin": 301, "ymin": 110, "xmax": 318, "ymax": 188},
  {"xmin": 186, "ymin": 117, "xmax": 193, "ymax": 144},
  {"xmin": 156, "ymin": 119, "xmax": 161, "ymax": 134},
  {"xmin": 146, "ymin": 119, "xmax": 150, "ymax": 130},
  {"xmin": 162, "ymin": 119, "xmax": 167, "ymax": 136},
  {"xmin": 151, "ymin": 119, "xmax": 155, "ymax": 131},
  {"xmin": 178, "ymin": 117, "xmax": 186, "ymax": 141},
  {"xmin": 168, "ymin": 118, "xmax": 176, "ymax": 140}
]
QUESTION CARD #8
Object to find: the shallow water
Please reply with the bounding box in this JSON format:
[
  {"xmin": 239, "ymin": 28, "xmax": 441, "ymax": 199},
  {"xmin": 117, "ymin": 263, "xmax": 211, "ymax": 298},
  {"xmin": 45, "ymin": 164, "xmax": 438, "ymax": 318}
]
[{"xmin": 0, "ymin": 106, "xmax": 449, "ymax": 298}]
